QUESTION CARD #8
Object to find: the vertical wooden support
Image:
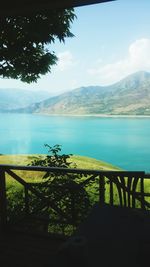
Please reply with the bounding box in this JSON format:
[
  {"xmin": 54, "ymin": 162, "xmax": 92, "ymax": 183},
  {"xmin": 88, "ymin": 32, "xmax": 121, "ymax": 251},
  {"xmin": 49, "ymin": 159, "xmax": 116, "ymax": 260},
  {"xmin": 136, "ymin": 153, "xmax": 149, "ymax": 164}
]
[
  {"xmin": 127, "ymin": 176, "xmax": 132, "ymax": 208},
  {"xmin": 24, "ymin": 186, "xmax": 29, "ymax": 215},
  {"xmin": 71, "ymin": 185, "xmax": 76, "ymax": 226},
  {"xmin": 0, "ymin": 170, "xmax": 7, "ymax": 230},
  {"xmin": 99, "ymin": 175, "xmax": 105, "ymax": 206},
  {"xmin": 109, "ymin": 177, "xmax": 114, "ymax": 206},
  {"xmin": 119, "ymin": 176, "xmax": 127, "ymax": 207},
  {"xmin": 140, "ymin": 177, "xmax": 145, "ymax": 210}
]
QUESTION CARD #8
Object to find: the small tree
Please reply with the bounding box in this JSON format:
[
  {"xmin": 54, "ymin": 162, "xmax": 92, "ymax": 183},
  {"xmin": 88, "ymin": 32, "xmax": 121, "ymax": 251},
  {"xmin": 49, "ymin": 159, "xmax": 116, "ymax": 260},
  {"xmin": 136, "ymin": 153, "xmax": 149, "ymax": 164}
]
[
  {"xmin": 29, "ymin": 144, "xmax": 91, "ymax": 235},
  {"xmin": 30, "ymin": 144, "xmax": 73, "ymax": 169}
]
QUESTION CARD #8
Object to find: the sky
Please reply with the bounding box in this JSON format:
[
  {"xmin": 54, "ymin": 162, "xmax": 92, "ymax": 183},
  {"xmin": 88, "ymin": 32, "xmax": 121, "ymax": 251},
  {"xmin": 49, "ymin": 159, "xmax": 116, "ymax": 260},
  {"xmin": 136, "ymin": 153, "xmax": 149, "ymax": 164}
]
[{"xmin": 1, "ymin": 0, "xmax": 150, "ymax": 95}]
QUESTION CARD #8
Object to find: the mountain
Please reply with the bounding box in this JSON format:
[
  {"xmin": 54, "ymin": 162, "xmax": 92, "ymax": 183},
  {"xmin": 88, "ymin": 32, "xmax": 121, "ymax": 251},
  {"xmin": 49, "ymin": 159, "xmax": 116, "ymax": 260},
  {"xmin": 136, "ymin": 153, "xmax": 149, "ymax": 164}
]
[
  {"xmin": 0, "ymin": 88, "xmax": 51, "ymax": 111},
  {"xmin": 12, "ymin": 71, "xmax": 150, "ymax": 115}
]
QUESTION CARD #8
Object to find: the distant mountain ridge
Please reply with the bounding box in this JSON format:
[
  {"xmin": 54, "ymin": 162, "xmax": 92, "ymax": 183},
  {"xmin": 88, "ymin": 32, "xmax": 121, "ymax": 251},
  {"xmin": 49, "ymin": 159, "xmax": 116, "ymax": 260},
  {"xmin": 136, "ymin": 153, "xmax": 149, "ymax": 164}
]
[
  {"xmin": 0, "ymin": 88, "xmax": 51, "ymax": 111},
  {"xmin": 5, "ymin": 71, "xmax": 150, "ymax": 115}
]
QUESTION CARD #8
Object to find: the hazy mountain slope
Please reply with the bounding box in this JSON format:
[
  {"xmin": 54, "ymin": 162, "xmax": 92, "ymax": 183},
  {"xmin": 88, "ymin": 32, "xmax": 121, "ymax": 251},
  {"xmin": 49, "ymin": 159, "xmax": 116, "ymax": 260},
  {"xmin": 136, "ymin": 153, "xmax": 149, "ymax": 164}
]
[
  {"xmin": 104, "ymin": 71, "xmax": 150, "ymax": 115},
  {"xmin": 15, "ymin": 71, "xmax": 150, "ymax": 115},
  {"xmin": 17, "ymin": 86, "xmax": 110, "ymax": 114},
  {"xmin": 0, "ymin": 88, "xmax": 51, "ymax": 111}
]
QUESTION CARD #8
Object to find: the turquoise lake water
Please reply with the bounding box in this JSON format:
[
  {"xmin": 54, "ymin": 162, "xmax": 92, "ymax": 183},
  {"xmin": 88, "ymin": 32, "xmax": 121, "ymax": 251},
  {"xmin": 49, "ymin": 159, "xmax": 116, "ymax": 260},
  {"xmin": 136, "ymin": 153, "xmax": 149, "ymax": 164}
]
[{"xmin": 0, "ymin": 113, "xmax": 150, "ymax": 172}]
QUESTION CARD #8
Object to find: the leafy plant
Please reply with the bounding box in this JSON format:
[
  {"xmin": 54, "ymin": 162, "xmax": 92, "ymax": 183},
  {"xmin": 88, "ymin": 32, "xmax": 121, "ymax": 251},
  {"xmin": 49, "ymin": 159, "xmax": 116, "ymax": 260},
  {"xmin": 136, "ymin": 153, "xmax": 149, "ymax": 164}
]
[
  {"xmin": 7, "ymin": 183, "xmax": 25, "ymax": 223},
  {"xmin": 6, "ymin": 145, "xmax": 93, "ymax": 235},
  {"xmin": 30, "ymin": 144, "xmax": 73, "ymax": 169},
  {"xmin": 28, "ymin": 144, "xmax": 91, "ymax": 235}
]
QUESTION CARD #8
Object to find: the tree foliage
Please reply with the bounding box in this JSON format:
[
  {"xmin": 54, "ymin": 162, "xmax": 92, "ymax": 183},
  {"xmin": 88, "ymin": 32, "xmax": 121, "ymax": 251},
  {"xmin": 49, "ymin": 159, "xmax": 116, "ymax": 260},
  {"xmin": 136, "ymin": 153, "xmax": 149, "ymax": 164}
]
[
  {"xmin": 0, "ymin": 9, "xmax": 76, "ymax": 83},
  {"xmin": 30, "ymin": 144, "xmax": 73, "ymax": 169}
]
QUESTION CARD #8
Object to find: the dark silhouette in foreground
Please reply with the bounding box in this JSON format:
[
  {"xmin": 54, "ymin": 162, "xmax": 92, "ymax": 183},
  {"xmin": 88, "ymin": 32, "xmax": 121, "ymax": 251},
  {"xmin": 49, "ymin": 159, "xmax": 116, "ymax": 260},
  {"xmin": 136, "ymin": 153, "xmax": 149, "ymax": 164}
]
[
  {"xmin": 54, "ymin": 204, "xmax": 150, "ymax": 267},
  {"xmin": 0, "ymin": 145, "xmax": 150, "ymax": 267}
]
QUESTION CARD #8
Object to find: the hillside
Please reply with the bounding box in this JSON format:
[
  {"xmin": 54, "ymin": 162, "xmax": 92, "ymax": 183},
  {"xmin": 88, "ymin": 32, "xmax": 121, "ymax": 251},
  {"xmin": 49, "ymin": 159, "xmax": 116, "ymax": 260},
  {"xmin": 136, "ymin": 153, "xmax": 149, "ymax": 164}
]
[
  {"xmin": 0, "ymin": 154, "xmax": 120, "ymax": 184},
  {"xmin": 0, "ymin": 154, "xmax": 120, "ymax": 171},
  {"xmin": 0, "ymin": 88, "xmax": 51, "ymax": 111},
  {"xmin": 9, "ymin": 71, "xmax": 150, "ymax": 115}
]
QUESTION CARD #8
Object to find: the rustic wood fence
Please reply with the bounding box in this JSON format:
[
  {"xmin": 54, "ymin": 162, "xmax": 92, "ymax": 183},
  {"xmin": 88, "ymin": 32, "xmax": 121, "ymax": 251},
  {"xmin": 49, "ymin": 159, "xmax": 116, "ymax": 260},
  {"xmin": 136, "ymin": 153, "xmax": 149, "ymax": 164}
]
[{"xmin": 0, "ymin": 164, "xmax": 150, "ymax": 234}]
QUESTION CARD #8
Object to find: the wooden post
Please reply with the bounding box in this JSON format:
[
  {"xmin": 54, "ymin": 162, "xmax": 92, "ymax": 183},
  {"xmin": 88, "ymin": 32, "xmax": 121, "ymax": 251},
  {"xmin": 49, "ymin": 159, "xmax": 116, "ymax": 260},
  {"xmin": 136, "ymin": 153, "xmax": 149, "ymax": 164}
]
[
  {"xmin": 140, "ymin": 177, "xmax": 145, "ymax": 210},
  {"xmin": 71, "ymin": 184, "xmax": 76, "ymax": 227},
  {"xmin": 24, "ymin": 186, "xmax": 29, "ymax": 215},
  {"xmin": 99, "ymin": 175, "xmax": 105, "ymax": 206},
  {"xmin": 0, "ymin": 170, "xmax": 7, "ymax": 231},
  {"xmin": 109, "ymin": 178, "xmax": 114, "ymax": 206}
]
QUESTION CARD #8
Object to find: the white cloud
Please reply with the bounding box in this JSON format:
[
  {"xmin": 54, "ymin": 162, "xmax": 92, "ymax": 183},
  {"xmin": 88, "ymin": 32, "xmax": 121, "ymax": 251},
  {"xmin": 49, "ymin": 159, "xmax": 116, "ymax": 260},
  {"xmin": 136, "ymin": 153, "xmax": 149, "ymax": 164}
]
[
  {"xmin": 88, "ymin": 38, "xmax": 150, "ymax": 85},
  {"xmin": 56, "ymin": 51, "xmax": 76, "ymax": 71}
]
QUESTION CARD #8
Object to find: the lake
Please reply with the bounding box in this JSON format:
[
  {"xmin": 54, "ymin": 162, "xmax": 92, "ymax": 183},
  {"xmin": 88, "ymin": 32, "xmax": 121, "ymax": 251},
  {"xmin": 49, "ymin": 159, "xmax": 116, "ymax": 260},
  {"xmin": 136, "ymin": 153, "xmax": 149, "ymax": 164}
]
[{"xmin": 0, "ymin": 113, "xmax": 150, "ymax": 172}]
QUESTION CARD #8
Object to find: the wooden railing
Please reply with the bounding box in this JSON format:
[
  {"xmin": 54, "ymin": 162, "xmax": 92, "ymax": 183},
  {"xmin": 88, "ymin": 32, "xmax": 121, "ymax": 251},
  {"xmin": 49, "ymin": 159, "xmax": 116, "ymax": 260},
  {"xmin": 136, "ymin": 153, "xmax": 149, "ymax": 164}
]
[{"xmin": 0, "ymin": 164, "xmax": 150, "ymax": 234}]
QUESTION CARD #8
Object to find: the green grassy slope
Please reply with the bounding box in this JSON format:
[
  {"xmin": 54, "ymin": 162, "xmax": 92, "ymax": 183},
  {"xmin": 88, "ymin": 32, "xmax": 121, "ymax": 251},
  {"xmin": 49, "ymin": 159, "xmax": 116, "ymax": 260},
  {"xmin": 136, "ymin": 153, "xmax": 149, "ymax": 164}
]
[
  {"xmin": 0, "ymin": 154, "xmax": 120, "ymax": 170},
  {"xmin": 70, "ymin": 155, "xmax": 121, "ymax": 170},
  {"xmin": 0, "ymin": 154, "xmax": 120, "ymax": 185}
]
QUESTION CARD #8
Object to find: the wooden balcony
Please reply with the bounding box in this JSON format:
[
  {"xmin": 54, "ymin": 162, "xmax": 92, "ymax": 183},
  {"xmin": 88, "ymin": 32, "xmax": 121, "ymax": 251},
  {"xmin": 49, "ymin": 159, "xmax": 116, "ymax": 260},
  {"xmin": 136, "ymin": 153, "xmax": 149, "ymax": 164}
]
[{"xmin": 0, "ymin": 164, "xmax": 150, "ymax": 266}]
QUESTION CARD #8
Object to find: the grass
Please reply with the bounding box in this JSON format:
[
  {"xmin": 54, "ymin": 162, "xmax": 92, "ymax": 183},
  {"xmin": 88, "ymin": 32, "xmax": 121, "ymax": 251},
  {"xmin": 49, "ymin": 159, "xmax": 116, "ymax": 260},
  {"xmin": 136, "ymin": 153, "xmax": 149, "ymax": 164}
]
[
  {"xmin": 0, "ymin": 154, "xmax": 120, "ymax": 190},
  {"xmin": 70, "ymin": 155, "xmax": 121, "ymax": 171},
  {"xmin": 0, "ymin": 154, "xmax": 121, "ymax": 185},
  {"xmin": 0, "ymin": 154, "xmax": 120, "ymax": 170}
]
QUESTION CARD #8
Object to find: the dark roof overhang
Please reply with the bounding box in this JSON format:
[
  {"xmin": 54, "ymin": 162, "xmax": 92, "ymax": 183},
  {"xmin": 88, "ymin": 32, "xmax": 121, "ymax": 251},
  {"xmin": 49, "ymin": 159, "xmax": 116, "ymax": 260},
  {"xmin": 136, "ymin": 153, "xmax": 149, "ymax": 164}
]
[{"xmin": 0, "ymin": 0, "xmax": 115, "ymax": 16}]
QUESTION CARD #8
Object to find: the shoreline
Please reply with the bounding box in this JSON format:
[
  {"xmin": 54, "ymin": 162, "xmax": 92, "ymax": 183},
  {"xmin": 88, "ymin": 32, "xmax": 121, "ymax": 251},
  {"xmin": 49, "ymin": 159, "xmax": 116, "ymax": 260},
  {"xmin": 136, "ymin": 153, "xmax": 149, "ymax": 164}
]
[
  {"xmin": 37, "ymin": 113, "xmax": 150, "ymax": 118},
  {"xmin": 2, "ymin": 112, "xmax": 150, "ymax": 118}
]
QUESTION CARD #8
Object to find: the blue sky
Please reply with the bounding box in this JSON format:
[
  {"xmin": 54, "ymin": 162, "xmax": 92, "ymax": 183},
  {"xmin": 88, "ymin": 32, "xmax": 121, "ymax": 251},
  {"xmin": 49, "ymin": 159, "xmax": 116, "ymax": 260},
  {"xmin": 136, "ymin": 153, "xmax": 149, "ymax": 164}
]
[{"xmin": 1, "ymin": 0, "xmax": 150, "ymax": 94}]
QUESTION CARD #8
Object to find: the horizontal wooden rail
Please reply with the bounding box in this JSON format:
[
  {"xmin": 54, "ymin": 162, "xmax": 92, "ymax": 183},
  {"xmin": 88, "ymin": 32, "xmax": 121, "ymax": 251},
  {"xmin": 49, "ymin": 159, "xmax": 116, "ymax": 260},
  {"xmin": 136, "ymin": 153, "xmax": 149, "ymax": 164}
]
[
  {"xmin": 0, "ymin": 164, "xmax": 146, "ymax": 176},
  {"xmin": 144, "ymin": 174, "xmax": 150, "ymax": 178}
]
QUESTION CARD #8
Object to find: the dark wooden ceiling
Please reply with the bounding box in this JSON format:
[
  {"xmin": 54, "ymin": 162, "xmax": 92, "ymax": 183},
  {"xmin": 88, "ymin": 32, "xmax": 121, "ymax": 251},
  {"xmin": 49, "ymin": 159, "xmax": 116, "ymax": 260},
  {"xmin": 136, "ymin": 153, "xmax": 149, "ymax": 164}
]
[{"xmin": 0, "ymin": 0, "xmax": 114, "ymax": 16}]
